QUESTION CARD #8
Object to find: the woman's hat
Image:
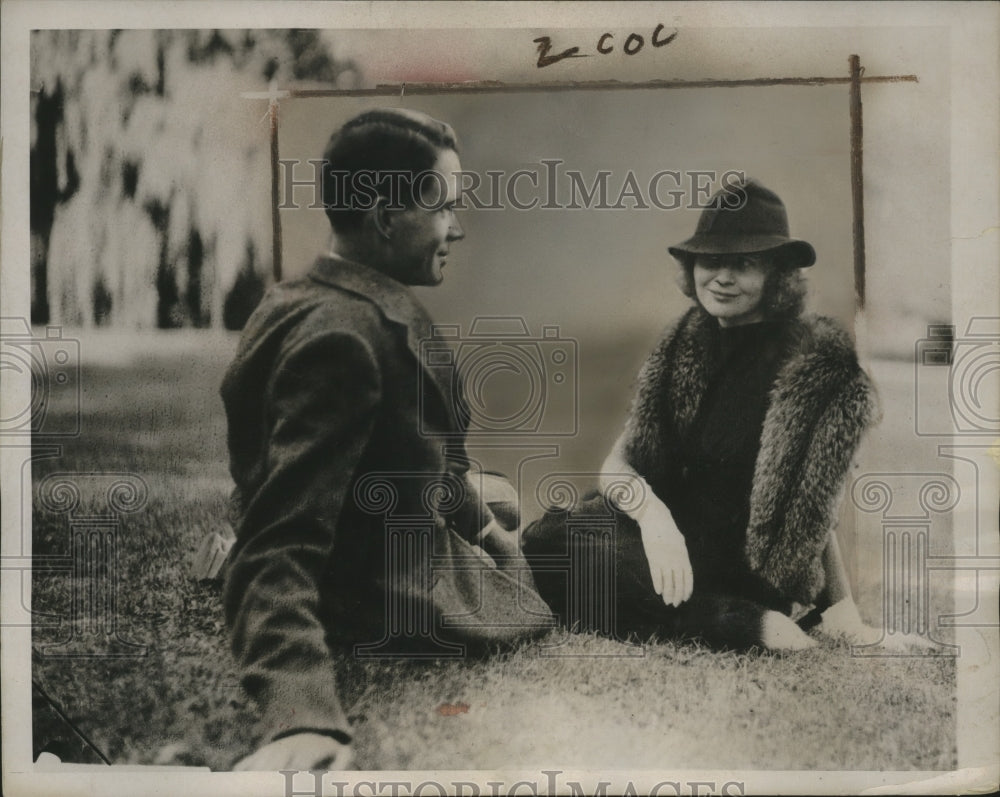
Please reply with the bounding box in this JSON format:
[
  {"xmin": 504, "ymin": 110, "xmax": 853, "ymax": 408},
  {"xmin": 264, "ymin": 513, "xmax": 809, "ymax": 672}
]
[{"xmin": 668, "ymin": 178, "xmax": 816, "ymax": 268}]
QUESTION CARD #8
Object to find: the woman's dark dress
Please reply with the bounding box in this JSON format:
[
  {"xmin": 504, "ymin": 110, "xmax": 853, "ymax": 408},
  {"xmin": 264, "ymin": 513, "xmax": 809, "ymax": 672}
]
[{"xmin": 523, "ymin": 320, "xmax": 800, "ymax": 649}]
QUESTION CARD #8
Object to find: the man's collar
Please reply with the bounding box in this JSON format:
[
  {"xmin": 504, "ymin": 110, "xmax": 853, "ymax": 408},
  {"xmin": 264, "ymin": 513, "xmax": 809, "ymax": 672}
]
[
  {"xmin": 309, "ymin": 252, "xmax": 465, "ymax": 436},
  {"xmin": 309, "ymin": 253, "xmax": 435, "ymax": 351}
]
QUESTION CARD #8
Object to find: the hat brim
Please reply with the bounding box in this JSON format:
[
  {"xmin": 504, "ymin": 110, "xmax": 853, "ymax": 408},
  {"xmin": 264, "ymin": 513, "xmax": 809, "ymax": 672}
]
[{"xmin": 668, "ymin": 235, "xmax": 816, "ymax": 268}]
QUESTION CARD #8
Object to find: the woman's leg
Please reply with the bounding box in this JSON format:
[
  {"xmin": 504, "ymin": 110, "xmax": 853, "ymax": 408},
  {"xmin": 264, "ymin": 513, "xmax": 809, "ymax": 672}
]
[
  {"xmin": 816, "ymin": 531, "xmax": 936, "ymax": 649},
  {"xmin": 668, "ymin": 593, "xmax": 813, "ymax": 651},
  {"xmin": 522, "ymin": 494, "xmax": 813, "ymax": 650},
  {"xmin": 816, "ymin": 528, "xmax": 883, "ymax": 642},
  {"xmin": 521, "ymin": 495, "xmax": 667, "ymax": 640},
  {"xmin": 820, "ymin": 528, "xmax": 853, "ymax": 607}
]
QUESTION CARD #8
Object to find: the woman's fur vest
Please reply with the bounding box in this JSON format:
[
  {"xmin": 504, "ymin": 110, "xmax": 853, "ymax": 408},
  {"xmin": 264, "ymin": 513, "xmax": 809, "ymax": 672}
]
[{"xmin": 624, "ymin": 305, "xmax": 881, "ymax": 605}]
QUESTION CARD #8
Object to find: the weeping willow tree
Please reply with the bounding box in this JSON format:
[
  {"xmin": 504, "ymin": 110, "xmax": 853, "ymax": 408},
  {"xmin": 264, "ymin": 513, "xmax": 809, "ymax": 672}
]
[{"xmin": 30, "ymin": 29, "xmax": 357, "ymax": 329}]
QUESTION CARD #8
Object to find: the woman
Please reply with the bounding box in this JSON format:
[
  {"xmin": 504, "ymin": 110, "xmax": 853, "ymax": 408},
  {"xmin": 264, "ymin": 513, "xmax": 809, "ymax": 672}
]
[{"xmin": 523, "ymin": 178, "xmax": 879, "ymax": 651}]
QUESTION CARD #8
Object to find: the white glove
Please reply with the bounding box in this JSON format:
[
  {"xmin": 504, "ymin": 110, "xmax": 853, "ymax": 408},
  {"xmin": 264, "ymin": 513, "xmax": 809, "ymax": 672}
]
[{"xmin": 634, "ymin": 496, "xmax": 694, "ymax": 607}]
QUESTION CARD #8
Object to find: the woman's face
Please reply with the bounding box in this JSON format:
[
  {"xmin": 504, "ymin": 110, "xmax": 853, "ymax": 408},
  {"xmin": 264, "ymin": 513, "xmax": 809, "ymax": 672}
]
[{"xmin": 693, "ymin": 253, "xmax": 772, "ymax": 327}]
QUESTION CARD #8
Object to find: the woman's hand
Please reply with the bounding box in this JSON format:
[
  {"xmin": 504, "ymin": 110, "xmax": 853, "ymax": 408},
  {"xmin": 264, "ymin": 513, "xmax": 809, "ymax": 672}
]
[
  {"xmin": 637, "ymin": 497, "xmax": 694, "ymax": 607},
  {"xmin": 598, "ymin": 440, "xmax": 692, "ymax": 606},
  {"xmin": 234, "ymin": 732, "xmax": 354, "ymax": 771}
]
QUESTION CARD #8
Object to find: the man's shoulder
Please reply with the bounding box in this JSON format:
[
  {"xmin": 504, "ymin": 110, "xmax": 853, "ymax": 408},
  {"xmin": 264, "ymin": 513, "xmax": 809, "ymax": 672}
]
[
  {"xmin": 265, "ymin": 274, "xmax": 383, "ymax": 316},
  {"xmin": 227, "ymin": 276, "xmax": 398, "ymax": 382},
  {"xmin": 251, "ymin": 276, "xmax": 391, "ymax": 342}
]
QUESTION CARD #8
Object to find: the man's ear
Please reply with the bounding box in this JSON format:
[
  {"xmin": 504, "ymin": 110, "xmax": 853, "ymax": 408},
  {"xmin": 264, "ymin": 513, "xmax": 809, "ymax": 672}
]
[{"xmin": 372, "ymin": 197, "xmax": 393, "ymax": 240}]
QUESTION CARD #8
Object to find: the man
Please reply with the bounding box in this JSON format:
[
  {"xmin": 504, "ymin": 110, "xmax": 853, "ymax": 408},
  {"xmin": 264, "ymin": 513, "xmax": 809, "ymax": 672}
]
[{"xmin": 220, "ymin": 109, "xmax": 553, "ymax": 771}]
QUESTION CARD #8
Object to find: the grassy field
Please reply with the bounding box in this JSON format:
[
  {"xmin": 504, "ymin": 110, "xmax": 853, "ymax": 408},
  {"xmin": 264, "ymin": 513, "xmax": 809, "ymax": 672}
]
[{"xmin": 29, "ymin": 329, "xmax": 956, "ymax": 771}]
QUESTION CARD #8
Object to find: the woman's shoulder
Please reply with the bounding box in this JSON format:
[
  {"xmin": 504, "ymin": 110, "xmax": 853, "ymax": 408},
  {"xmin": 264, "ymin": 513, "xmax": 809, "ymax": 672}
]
[
  {"xmin": 629, "ymin": 307, "xmax": 708, "ymax": 401},
  {"xmin": 782, "ymin": 313, "xmax": 859, "ymax": 364}
]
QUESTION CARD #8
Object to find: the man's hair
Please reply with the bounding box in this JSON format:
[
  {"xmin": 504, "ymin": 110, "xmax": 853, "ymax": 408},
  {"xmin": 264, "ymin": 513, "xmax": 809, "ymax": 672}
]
[
  {"xmin": 674, "ymin": 251, "xmax": 807, "ymax": 319},
  {"xmin": 322, "ymin": 108, "xmax": 459, "ymax": 234}
]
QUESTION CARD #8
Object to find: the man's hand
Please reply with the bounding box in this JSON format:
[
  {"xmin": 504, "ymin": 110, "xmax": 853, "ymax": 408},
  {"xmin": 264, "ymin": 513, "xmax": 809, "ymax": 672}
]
[
  {"xmin": 636, "ymin": 497, "xmax": 693, "ymax": 607},
  {"xmin": 234, "ymin": 732, "xmax": 354, "ymax": 771},
  {"xmin": 477, "ymin": 519, "xmax": 532, "ymax": 574},
  {"xmin": 479, "ymin": 519, "xmax": 521, "ymax": 560}
]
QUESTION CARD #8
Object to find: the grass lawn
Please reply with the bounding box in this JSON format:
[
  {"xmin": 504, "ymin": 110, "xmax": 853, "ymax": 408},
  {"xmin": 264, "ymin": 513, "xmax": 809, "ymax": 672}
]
[{"xmin": 29, "ymin": 330, "xmax": 956, "ymax": 772}]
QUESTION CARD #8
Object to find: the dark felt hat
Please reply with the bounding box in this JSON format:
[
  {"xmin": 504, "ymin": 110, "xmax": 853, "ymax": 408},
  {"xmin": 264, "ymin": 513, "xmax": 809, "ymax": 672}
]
[{"xmin": 668, "ymin": 178, "xmax": 816, "ymax": 268}]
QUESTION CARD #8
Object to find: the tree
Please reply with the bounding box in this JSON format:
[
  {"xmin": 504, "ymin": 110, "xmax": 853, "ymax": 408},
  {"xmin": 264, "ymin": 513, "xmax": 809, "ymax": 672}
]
[{"xmin": 30, "ymin": 30, "xmax": 357, "ymax": 329}]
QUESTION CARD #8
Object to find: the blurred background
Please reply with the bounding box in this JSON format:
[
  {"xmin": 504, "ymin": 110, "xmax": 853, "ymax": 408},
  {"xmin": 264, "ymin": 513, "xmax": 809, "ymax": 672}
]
[
  {"xmin": 30, "ymin": 29, "xmax": 359, "ymax": 330},
  {"xmin": 30, "ymin": 26, "xmax": 950, "ymax": 343}
]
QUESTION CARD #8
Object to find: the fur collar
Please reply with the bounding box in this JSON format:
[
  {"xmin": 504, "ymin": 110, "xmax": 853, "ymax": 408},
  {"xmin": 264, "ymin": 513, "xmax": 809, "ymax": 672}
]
[{"xmin": 626, "ymin": 306, "xmax": 880, "ymax": 603}]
